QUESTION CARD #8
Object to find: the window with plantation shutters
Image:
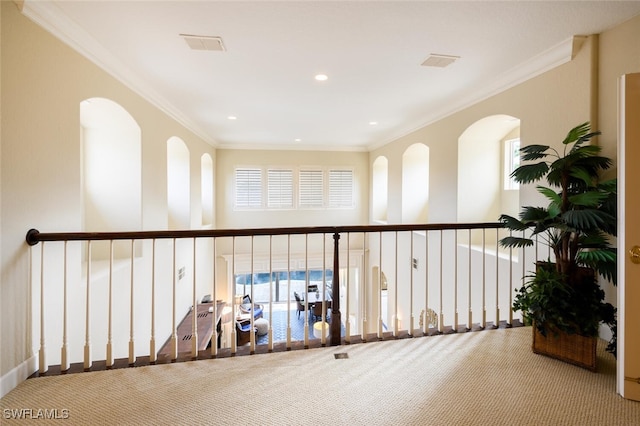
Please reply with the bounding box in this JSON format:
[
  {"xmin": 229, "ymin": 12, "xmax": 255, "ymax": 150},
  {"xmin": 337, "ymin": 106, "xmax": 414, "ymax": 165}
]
[
  {"xmin": 235, "ymin": 168, "xmax": 262, "ymax": 208},
  {"xmin": 328, "ymin": 169, "xmax": 353, "ymax": 208},
  {"xmin": 299, "ymin": 169, "xmax": 324, "ymax": 208},
  {"xmin": 267, "ymin": 169, "xmax": 293, "ymax": 208}
]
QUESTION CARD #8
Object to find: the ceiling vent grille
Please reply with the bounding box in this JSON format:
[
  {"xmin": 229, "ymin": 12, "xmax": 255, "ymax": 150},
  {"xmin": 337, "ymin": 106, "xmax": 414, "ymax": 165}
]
[
  {"xmin": 421, "ymin": 54, "xmax": 459, "ymax": 68},
  {"xmin": 180, "ymin": 34, "xmax": 226, "ymax": 51}
]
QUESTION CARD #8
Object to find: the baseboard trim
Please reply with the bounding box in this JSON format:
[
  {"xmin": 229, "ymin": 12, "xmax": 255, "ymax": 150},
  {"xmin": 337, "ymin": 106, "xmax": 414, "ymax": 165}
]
[{"xmin": 1, "ymin": 355, "xmax": 37, "ymax": 398}]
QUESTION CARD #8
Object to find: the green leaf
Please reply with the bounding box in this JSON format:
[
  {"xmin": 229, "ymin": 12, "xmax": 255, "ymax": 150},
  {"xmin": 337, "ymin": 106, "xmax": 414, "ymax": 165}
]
[
  {"xmin": 537, "ymin": 186, "xmax": 561, "ymax": 204},
  {"xmin": 511, "ymin": 163, "xmax": 549, "ymax": 184},
  {"xmin": 562, "ymin": 209, "xmax": 605, "ymax": 230},
  {"xmin": 499, "ymin": 236, "xmax": 533, "ymax": 249},
  {"xmin": 568, "ymin": 191, "xmax": 609, "ymax": 207},
  {"xmin": 562, "ymin": 122, "xmax": 591, "ymax": 145},
  {"xmin": 499, "ymin": 214, "xmax": 529, "ymax": 231}
]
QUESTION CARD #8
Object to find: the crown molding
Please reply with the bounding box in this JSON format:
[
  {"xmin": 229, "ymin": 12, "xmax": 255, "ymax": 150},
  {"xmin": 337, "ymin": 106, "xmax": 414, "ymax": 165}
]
[
  {"xmin": 216, "ymin": 142, "xmax": 368, "ymax": 153},
  {"xmin": 367, "ymin": 35, "xmax": 586, "ymax": 151},
  {"xmin": 21, "ymin": 0, "xmax": 218, "ymax": 147}
]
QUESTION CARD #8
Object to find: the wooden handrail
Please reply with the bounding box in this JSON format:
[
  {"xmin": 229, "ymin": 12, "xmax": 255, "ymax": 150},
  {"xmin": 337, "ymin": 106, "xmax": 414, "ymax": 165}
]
[
  {"xmin": 26, "ymin": 222, "xmax": 503, "ymax": 245},
  {"xmin": 26, "ymin": 222, "xmax": 505, "ymax": 348}
]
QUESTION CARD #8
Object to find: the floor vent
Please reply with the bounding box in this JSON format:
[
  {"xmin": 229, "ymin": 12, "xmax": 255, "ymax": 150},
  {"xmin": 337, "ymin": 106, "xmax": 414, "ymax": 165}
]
[{"xmin": 334, "ymin": 353, "xmax": 349, "ymax": 359}]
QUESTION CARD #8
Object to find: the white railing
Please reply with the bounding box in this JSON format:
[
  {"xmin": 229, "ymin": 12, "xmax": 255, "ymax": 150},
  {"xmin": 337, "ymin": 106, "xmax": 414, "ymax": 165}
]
[{"xmin": 26, "ymin": 223, "xmax": 545, "ymax": 374}]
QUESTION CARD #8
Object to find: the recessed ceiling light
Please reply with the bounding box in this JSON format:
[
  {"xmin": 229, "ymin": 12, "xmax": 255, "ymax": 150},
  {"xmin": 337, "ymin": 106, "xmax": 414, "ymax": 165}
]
[
  {"xmin": 315, "ymin": 74, "xmax": 328, "ymax": 81},
  {"xmin": 369, "ymin": 121, "xmax": 378, "ymax": 126},
  {"xmin": 295, "ymin": 138, "xmax": 302, "ymax": 142},
  {"xmin": 227, "ymin": 116, "xmax": 237, "ymax": 120}
]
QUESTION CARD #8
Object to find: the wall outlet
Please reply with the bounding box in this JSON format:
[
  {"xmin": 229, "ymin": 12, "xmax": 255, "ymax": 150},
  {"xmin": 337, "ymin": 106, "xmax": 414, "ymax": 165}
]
[
  {"xmin": 412, "ymin": 258, "xmax": 418, "ymax": 269},
  {"xmin": 178, "ymin": 266, "xmax": 186, "ymax": 280}
]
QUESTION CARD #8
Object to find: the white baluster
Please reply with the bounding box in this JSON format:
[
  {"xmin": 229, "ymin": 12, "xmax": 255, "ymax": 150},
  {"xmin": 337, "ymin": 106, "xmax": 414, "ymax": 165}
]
[
  {"xmin": 192, "ymin": 238, "xmax": 198, "ymax": 359},
  {"xmin": 361, "ymin": 232, "xmax": 368, "ymax": 341},
  {"xmin": 129, "ymin": 239, "xmax": 135, "ymax": 365},
  {"xmin": 495, "ymin": 229, "xmax": 500, "ymax": 328},
  {"xmin": 84, "ymin": 241, "xmax": 92, "ymax": 371},
  {"xmin": 39, "ymin": 243, "xmax": 47, "ymax": 374},
  {"xmin": 170, "ymin": 238, "xmax": 177, "ymax": 360},
  {"xmin": 408, "ymin": 231, "xmax": 414, "ymax": 337},
  {"xmin": 211, "ymin": 237, "xmax": 217, "ymax": 357},
  {"xmin": 106, "ymin": 240, "xmax": 113, "ymax": 368},
  {"xmin": 378, "ymin": 232, "xmax": 383, "ymax": 339},
  {"xmin": 439, "ymin": 230, "xmax": 444, "ymax": 334},
  {"xmin": 481, "ymin": 229, "xmax": 486, "ymax": 329},
  {"xmin": 61, "ymin": 241, "xmax": 69, "ymax": 372},
  {"xmin": 393, "ymin": 231, "xmax": 399, "ymax": 337},
  {"xmin": 303, "ymin": 234, "xmax": 309, "ymax": 347},
  {"xmin": 268, "ymin": 235, "xmax": 274, "ymax": 352},
  {"xmin": 424, "ymin": 230, "xmax": 429, "ymax": 335},
  {"xmin": 249, "ymin": 236, "xmax": 255, "ymax": 354},
  {"xmin": 286, "ymin": 235, "xmax": 292, "ymax": 349},
  {"xmin": 345, "ymin": 232, "xmax": 351, "ymax": 343},
  {"xmin": 149, "ymin": 239, "xmax": 156, "ymax": 363},
  {"xmin": 454, "ymin": 229, "xmax": 459, "ymax": 332},
  {"xmin": 230, "ymin": 237, "xmax": 237, "ymax": 354},
  {"xmin": 467, "ymin": 229, "xmax": 473, "ymax": 331}
]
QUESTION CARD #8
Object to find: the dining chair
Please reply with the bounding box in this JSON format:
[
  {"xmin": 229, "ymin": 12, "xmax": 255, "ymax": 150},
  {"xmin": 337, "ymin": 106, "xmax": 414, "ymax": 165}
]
[
  {"xmin": 294, "ymin": 292, "xmax": 307, "ymax": 319},
  {"xmin": 311, "ymin": 301, "xmax": 328, "ymax": 322}
]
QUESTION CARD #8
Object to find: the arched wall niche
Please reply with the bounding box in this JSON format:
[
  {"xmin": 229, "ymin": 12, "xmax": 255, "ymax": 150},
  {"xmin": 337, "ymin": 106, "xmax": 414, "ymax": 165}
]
[
  {"xmin": 201, "ymin": 153, "xmax": 214, "ymax": 227},
  {"xmin": 80, "ymin": 97, "xmax": 141, "ymax": 260},
  {"xmin": 167, "ymin": 137, "xmax": 191, "ymax": 230},
  {"xmin": 457, "ymin": 115, "xmax": 521, "ymax": 224},
  {"xmin": 372, "ymin": 156, "xmax": 389, "ymax": 223},
  {"xmin": 401, "ymin": 143, "xmax": 429, "ymax": 224}
]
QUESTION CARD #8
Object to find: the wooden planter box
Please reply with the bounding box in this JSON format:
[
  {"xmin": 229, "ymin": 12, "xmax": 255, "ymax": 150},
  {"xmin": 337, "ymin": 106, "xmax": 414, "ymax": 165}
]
[{"xmin": 532, "ymin": 326, "xmax": 597, "ymax": 371}]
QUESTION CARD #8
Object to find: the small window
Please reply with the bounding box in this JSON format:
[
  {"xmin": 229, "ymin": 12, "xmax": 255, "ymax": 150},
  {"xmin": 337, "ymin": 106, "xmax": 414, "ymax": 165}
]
[
  {"xmin": 235, "ymin": 168, "xmax": 262, "ymax": 208},
  {"xmin": 328, "ymin": 169, "xmax": 354, "ymax": 208},
  {"xmin": 267, "ymin": 169, "xmax": 293, "ymax": 208},
  {"xmin": 299, "ymin": 169, "xmax": 324, "ymax": 208},
  {"xmin": 504, "ymin": 138, "xmax": 520, "ymax": 190}
]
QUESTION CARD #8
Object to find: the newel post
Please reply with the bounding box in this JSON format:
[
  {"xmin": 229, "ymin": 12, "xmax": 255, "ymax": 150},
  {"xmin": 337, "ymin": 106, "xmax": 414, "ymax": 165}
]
[{"xmin": 330, "ymin": 232, "xmax": 341, "ymax": 345}]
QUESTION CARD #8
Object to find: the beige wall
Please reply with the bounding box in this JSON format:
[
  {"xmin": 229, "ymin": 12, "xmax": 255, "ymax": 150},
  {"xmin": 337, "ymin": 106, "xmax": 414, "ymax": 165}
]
[
  {"xmin": 370, "ymin": 36, "xmax": 596, "ymax": 224},
  {"xmin": 599, "ymin": 14, "xmax": 640, "ymax": 172},
  {"xmin": 0, "ymin": 2, "xmax": 214, "ymax": 383}
]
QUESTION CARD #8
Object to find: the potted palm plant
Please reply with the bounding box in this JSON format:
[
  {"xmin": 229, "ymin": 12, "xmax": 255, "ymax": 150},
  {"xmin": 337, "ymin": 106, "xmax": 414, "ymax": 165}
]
[{"xmin": 499, "ymin": 122, "xmax": 616, "ymax": 370}]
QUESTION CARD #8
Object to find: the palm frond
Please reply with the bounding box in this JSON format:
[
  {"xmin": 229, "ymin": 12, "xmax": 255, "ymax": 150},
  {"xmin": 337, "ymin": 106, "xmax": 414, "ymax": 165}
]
[
  {"xmin": 511, "ymin": 163, "xmax": 549, "ymax": 184},
  {"xmin": 562, "ymin": 122, "xmax": 591, "ymax": 145},
  {"xmin": 498, "ymin": 214, "xmax": 529, "ymax": 231},
  {"xmin": 537, "ymin": 186, "xmax": 561, "ymax": 204},
  {"xmin": 568, "ymin": 191, "xmax": 609, "ymax": 207},
  {"xmin": 562, "ymin": 209, "xmax": 606, "ymax": 230},
  {"xmin": 499, "ymin": 236, "xmax": 533, "ymax": 249}
]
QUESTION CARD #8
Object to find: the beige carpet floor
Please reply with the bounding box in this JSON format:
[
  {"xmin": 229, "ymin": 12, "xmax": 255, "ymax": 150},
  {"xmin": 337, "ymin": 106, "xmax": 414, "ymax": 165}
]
[{"xmin": 1, "ymin": 326, "xmax": 639, "ymax": 425}]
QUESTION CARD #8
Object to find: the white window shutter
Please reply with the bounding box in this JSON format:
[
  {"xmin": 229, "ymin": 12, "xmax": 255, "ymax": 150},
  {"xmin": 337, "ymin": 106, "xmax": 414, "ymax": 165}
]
[
  {"xmin": 235, "ymin": 168, "xmax": 262, "ymax": 208},
  {"xmin": 267, "ymin": 169, "xmax": 293, "ymax": 208},
  {"xmin": 299, "ymin": 169, "xmax": 324, "ymax": 208},
  {"xmin": 329, "ymin": 169, "xmax": 353, "ymax": 208}
]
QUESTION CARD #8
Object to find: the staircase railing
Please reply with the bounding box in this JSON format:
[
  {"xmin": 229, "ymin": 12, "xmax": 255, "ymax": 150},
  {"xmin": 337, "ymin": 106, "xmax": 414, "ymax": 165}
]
[{"xmin": 26, "ymin": 222, "xmax": 543, "ymax": 375}]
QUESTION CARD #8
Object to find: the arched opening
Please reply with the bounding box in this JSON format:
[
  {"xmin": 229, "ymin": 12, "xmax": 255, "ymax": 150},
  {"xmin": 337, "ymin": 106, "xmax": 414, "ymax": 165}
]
[
  {"xmin": 402, "ymin": 144, "xmax": 429, "ymax": 224},
  {"xmin": 81, "ymin": 97, "xmax": 141, "ymax": 259},
  {"xmin": 167, "ymin": 137, "xmax": 190, "ymax": 230},
  {"xmin": 372, "ymin": 156, "xmax": 388, "ymax": 223},
  {"xmin": 201, "ymin": 153, "xmax": 214, "ymax": 227},
  {"xmin": 457, "ymin": 115, "xmax": 520, "ymax": 224}
]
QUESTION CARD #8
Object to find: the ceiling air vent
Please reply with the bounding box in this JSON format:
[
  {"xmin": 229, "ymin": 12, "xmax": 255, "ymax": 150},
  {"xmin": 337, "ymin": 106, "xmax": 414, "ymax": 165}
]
[
  {"xmin": 180, "ymin": 34, "xmax": 226, "ymax": 51},
  {"xmin": 421, "ymin": 54, "xmax": 459, "ymax": 68}
]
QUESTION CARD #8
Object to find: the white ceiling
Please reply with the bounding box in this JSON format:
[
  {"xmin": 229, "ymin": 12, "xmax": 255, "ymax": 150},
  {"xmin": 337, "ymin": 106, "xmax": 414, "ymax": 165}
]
[{"xmin": 21, "ymin": 1, "xmax": 640, "ymax": 151}]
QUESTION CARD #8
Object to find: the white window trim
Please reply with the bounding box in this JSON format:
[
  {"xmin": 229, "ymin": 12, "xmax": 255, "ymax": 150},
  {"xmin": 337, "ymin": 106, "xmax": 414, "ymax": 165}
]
[{"xmin": 504, "ymin": 138, "xmax": 520, "ymax": 191}]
